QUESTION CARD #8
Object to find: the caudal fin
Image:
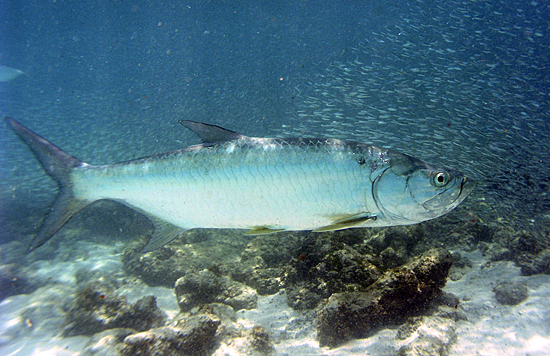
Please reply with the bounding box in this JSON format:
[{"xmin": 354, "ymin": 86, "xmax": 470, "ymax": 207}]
[{"xmin": 5, "ymin": 118, "xmax": 92, "ymax": 253}]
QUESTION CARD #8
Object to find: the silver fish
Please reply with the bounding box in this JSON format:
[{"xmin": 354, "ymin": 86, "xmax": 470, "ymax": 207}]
[
  {"xmin": 6, "ymin": 118, "xmax": 474, "ymax": 253},
  {"xmin": 0, "ymin": 65, "xmax": 25, "ymax": 82}
]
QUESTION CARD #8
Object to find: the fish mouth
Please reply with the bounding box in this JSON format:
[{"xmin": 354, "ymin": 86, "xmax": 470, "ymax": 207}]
[
  {"xmin": 458, "ymin": 176, "xmax": 475, "ymax": 199},
  {"xmin": 449, "ymin": 176, "xmax": 476, "ymax": 206}
]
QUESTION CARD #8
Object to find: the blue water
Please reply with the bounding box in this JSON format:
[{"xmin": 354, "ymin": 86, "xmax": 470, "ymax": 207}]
[
  {"xmin": 1, "ymin": 0, "xmax": 549, "ymax": 240},
  {"xmin": 0, "ymin": 0, "xmax": 406, "ymax": 236},
  {"xmin": 0, "ymin": 0, "xmax": 549, "ymax": 353},
  {"xmin": 1, "ymin": 1, "xmax": 397, "ymax": 137}
]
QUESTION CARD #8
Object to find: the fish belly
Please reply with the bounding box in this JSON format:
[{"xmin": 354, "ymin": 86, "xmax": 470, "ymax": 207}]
[{"xmin": 72, "ymin": 148, "xmax": 370, "ymax": 231}]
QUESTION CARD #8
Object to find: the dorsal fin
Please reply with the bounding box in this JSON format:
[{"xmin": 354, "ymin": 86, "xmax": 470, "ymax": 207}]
[{"xmin": 178, "ymin": 120, "xmax": 245, "ymax": 143}]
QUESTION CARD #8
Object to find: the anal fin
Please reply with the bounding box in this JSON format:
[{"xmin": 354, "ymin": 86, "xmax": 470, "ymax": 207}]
[
  {"xmin": 141, "ymin": 214, "xmax": 186, "ymax": 253},
  {"xmin": 313, "ymin": 213, "xmax": 377, "ymax": 232}
]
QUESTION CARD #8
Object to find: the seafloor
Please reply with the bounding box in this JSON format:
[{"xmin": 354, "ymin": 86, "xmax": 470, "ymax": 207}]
[{"xmin": 0, "ymin": 199, "xmax": 549, "ymax": 355}]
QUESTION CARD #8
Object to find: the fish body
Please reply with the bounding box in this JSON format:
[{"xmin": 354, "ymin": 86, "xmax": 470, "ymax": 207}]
[
  {"xmin": 73, "ymin": 139, "xmax": 376, "ymax": 231},
  {"xmin": 0, "ymin": 65, "xmax": 25, "ymax": 82},
  {"xmin": 6, "ymin": 118, "xmax": 474, "ymax": 252}
]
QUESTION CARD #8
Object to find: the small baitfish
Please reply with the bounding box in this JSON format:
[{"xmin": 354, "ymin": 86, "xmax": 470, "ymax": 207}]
[
  {"xmin": 6, "ymin": 118, "xmax": 474, "ymax": 253},
  {"xmin": 0, "ymin": 65, "xmax": 25, "ymax": 82}
]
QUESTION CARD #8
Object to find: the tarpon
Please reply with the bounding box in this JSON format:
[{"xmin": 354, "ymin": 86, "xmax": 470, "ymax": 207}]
[{"xmin": 5, "ymin": 118, "xmax": 475, "ymax": 253}]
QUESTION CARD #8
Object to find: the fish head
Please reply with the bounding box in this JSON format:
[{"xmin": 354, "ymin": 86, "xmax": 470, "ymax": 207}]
[{"xmin": 373, "ymin": 153, "xmax": 475, "ymax": 224}]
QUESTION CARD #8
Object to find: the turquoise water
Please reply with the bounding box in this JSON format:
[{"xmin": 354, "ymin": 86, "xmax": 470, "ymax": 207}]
[
  {"xmin": 0, "ymin": 0, "xmax": 549, "ymax": 354},
  {"xmin": 1, "ymin": 0, "xmax": 548, "ymax": 235}
]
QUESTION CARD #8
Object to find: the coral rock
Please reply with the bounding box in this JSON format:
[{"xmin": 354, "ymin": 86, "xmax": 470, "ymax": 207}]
[
  {"xmin": 175, "ymin": 270, "xmax": 257, "ymax": 312},
  {"xmin": 63, "ymin": 283, "xmax": 166, "ymax": 336},
  {"xmin": 317, "ymin": 248, "xmax": 453, "ymax": 347},
  {"xmin": 120, "ymin": 313, "xmax": 220, "ymax": 356}
]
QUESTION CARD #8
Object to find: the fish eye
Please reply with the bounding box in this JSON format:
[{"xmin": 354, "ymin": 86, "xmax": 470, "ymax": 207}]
[{"xmin": 432, "ymin": 171, "xmax": 450, "ymax": 187}]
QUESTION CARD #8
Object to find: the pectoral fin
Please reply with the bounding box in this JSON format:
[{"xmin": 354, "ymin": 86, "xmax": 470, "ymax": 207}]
[
  {"xmin": 245, "ymin": 226, "xmax": 286, "ymax": 236},
  {"xmin": 313, "ymin": 213, "xmax": 377, "ymax": 232}
]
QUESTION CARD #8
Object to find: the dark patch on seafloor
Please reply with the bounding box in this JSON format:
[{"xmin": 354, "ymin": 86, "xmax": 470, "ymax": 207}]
[
  {"xmin": 493, "ymin": 280, "xmax": 529, "ymax": 306},
  {"xmin": 0, "ymin": 264, "xmax": 36, "ymax": 301},
  {"xmin": 280, "ymin": 207, "xmax": 547, "ymax": 311}
]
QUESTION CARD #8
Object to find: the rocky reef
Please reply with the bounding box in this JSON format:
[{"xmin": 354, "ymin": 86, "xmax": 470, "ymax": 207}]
[
  {"xmin": 283, "ymin": 242, "xmax": 381, "ymax": 310},
  {"xmin": 3, "ymin": 204, "xmax": 549, "ymax": 354},
  {"xmin": 63, "ymin": 282, "xmax": 167, "ymax": 336},
  {"xmin": 317, "ymin": 249, "xmax": 453, "ymax": 347},
  {"xmin": 119, "ymin": 311, "xmax": 220, "ymax": 356},
  {"xmin": 174, "ymin": 269, "xmax": 258, "ymax": 312},
  {"xmin": 395, "ymin": 296, "xmax": 467, "ymax": 356},
  {"xmin": 482, "ymin": 229, "xmax": 550, "ymax": 276},
  {"xmin": 83, "ymin": 302, "xmax": 277, "ymax": 356}
]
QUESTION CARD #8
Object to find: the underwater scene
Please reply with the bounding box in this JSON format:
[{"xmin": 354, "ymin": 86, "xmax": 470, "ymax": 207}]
[{"xmin": 0, "ymin": 0, "xmax": 549, "ymax": 355}]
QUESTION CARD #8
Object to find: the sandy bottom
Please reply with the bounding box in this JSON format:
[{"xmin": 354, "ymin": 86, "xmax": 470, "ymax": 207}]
[{"xmin": 1, "ymin": 242, "xmax": 549, "ymax": 356}]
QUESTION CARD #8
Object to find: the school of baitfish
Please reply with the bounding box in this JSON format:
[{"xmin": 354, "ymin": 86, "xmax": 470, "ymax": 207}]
[{"xmin": 274, "ymin": 0, "xmax": 549, "ymax": 229}]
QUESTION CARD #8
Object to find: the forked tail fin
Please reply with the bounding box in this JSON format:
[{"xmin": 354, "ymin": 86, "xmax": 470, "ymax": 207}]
[{"xmin": 5, "ymin": 118, "xmax": 92, "ymax": 253}]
